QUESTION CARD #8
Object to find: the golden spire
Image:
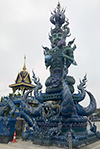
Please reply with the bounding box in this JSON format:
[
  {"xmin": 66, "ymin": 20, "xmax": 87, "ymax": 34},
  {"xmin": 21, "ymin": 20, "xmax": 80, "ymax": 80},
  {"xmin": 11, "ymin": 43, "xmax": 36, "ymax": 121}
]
[{"xmin": 23, "ymin": 55, "xmax": 26, "ymax": 71}]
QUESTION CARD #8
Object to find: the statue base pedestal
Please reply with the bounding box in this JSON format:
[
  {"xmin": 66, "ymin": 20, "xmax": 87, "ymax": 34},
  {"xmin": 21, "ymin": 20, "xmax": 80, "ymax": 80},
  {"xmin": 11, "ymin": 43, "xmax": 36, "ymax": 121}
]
[{"xmin": 21, "ymin": 115, "xmax": 100, "ymax": 148}]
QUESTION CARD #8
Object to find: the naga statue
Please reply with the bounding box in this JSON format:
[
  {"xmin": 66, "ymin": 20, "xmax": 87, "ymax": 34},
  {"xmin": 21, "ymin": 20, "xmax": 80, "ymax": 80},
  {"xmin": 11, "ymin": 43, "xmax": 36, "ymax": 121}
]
[{"xmin": 20, "ymin": 3, "xmax": 100, "ymax": 147}]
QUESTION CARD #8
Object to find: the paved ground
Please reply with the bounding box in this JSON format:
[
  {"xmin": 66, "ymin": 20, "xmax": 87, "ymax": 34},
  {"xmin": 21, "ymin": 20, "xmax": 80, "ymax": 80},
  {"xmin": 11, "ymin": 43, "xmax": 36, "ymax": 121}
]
[
  {"xmin": 0, "ymin": 122, "xmax": 100, "ymax": 149},
  {"xmin": 1, "ymin": 139, "xmax": 64, "ymax": 149},
  {"xmin": 81, "ymin": 140, "xmax": 100, "ymax": 149},
  {"xmin": 1, "ymin": 138, "xmax": 100, "ymax": 149}
]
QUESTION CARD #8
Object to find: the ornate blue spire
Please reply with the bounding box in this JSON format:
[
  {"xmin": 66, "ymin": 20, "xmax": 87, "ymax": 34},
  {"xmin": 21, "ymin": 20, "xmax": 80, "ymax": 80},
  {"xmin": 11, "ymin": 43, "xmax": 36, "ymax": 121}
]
[{"xmin": 50, "ymin": 2, "xmax": 66, "ymax": 28}]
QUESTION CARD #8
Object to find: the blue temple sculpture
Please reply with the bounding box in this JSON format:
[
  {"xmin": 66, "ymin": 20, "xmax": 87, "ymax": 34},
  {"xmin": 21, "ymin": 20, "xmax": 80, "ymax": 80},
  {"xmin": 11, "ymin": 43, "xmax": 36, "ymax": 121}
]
[
  {"xmin": 0, "ymin": 2, "xmax": 100, "ymax": 147},
  {"xmin": 0, "ymin": 97, "xmax": 17, "ymax": 143},
  {"xmin": 20, "ymin": 3, "xmax": 100, "ymax": 147}
]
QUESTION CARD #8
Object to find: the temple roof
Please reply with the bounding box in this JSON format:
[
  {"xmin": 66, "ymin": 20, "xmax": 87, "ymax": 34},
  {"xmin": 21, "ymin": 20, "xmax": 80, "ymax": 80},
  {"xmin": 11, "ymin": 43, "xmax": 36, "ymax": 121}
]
[{"xmin": 9, "ymin": 56, "xmax": 35, "ymax": 93}]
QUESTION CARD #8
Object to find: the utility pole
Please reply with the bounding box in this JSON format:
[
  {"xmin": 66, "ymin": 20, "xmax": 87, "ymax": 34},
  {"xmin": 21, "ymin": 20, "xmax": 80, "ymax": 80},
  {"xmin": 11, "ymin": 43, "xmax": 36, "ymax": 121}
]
[{"xmin": 68, "ymin": 131, "xmax": 72, "ymax": 149}]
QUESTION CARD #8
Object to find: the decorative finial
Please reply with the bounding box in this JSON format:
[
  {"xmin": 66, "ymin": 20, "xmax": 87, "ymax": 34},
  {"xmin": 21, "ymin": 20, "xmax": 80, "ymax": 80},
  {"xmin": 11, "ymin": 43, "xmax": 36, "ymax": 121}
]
[
  {"xmin": 23, "ymin": 55, "xmax": 26, "ymax": 71},
  {"xmin": 50, "ymin": 2, "xmax": 65, "ymax": 28},
  {"xmin": 57, "ymin": 2, "xmax": 60, "ymax": 12}
]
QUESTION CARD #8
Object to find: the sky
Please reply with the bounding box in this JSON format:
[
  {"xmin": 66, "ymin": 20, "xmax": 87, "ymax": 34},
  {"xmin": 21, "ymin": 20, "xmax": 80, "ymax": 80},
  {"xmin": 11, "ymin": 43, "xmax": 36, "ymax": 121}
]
[{"xmin": 0, "ymin": 0, "xmax": 100, "ymax": 108}]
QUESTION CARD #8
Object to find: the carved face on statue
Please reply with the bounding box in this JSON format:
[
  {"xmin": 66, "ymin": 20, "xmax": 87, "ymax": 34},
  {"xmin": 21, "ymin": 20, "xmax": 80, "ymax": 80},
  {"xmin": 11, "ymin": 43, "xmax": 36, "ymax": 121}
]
[
  {"xmin": 51, "ymin": 32, "xmax": 63, "ymax": 46},
  {"xmin": 42, "ymin": 102, "xmax": 60, "ymax": 119}
]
